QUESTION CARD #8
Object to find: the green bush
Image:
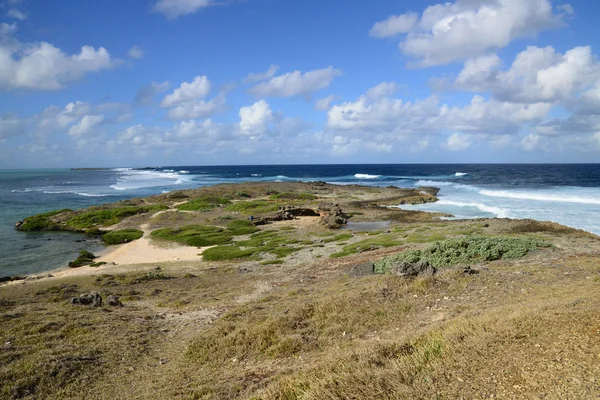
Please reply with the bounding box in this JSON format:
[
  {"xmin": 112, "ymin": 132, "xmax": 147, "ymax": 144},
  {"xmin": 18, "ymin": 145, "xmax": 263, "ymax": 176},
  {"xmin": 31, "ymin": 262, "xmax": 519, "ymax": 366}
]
[
  {"xmin": 202, "ymin": 246, "xmax": 258, "ymax": 261},
  {"xmin": 102, "ymin": 229, "xmax": 144, "ymax": 245},
  {"xmin": 18, "ymin": 209, "xmax": 73, "ymax": 232},
  {"xmin": 151, "ymin": 225, "xmax": 234, "ymax": 247},
  {"xmin": 226, "ymin": 220, "xmax": 259, "ymax": 235},
  {"xmin": 373, "ymin": 235, "xmax": 552, "ymax": 273},
  {"xmin": 66, "ymin": 205, "xmax": 167, "ymax": 229},
  {"xmin": 68, "ymin": 250, "xmax": 96, "ymax": 268}
]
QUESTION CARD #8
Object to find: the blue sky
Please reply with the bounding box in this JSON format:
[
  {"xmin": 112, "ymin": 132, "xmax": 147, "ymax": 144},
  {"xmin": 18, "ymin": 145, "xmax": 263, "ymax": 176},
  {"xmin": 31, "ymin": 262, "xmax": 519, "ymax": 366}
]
[{"xmin": 1, "ymin": 0, "xmax": 599, "ymax": 167}]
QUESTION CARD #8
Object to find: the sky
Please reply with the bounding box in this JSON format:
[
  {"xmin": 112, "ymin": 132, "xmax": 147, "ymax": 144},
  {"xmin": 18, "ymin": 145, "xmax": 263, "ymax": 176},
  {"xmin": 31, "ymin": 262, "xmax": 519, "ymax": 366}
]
[{"xmin": 1, "ymin": 0, "xmax": 599, "ymax": 168}]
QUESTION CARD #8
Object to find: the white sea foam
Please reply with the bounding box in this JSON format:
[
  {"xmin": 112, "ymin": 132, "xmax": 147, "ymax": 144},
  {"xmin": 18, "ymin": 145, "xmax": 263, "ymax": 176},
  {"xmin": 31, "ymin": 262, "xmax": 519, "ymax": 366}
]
[
  {"xmin": 251, "ymin": 174, "xmax": 261, "ymax": 177},
  {"xmin": 436, "ymin": 199, "xmax": 510, "ymax": 218},
  {"xmin": 455, "ymin": 172, "xmax": 468, "ymax": 177},
  {"xmin": 354, "ymin": 173, "xmax": 381, "ymax": 179},
  {"xmin": 416, "ymin": 180, "xmax": 454, "ymax": 187},
  {"xmin": 179, "ymin": 170, "xmax": 189, "ymax": 174},
  {"xmin": 479, "ymin": 189, "xmax": 600, "ymax": 205},
  {"xmin": 110, "ymin": 169, "xmax": 191, "ymax": 191}
]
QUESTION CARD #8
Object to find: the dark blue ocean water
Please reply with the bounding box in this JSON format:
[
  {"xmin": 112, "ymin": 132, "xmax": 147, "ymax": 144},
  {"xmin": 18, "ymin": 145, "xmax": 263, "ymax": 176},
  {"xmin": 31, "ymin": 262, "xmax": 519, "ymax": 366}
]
[{"xmin": 2, "ymin": 164, "xmax": 600, "ymax": 276}]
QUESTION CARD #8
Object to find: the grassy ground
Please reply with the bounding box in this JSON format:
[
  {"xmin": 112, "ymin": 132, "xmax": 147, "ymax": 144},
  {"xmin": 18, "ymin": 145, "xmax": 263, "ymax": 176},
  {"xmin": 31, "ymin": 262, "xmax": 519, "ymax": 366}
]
[{"xmin": 2, "ymin": 182, "xmax": 600, "ymax": 399}]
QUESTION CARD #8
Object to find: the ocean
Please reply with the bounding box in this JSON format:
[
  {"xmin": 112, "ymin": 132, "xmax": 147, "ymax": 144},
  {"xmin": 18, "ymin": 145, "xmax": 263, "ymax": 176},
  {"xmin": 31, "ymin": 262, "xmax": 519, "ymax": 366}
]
[{"xmin": 2, "ymin": 164, "xmax": 600, "ymax": 277}]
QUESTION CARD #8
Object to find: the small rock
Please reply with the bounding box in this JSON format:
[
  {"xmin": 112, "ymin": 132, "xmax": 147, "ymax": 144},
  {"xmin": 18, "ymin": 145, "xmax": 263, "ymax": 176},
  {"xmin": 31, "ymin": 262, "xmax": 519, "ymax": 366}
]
[
  {"xmin": 106, "ymin": 295, "xmax": 123, "ymax": 307},
  {"xmin": 463, "ymin": 266, "xmax": 479, "ymax": 275},
  {"xmin": 389, "ymin": 260, "xmax": 436, "ymax": 278},
  {"xmin": 71, "ymin": 292, "xmax": 103, "ymax": 307}
]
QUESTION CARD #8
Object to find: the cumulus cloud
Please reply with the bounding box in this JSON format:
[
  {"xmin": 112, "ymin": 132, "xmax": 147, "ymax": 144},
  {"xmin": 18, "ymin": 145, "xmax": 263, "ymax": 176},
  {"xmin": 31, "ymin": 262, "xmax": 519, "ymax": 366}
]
[
  {"xmin": 160, "ymin": 75, "xmax": 211, "ymax": 107},
  {"xmin": 249, "ymin": 66, "xmax": 342, "ymax": 98},
  {"xmin": 239, "ymin": 100, "xmax": 273, "ymax": 136},
  {"xmin": 314, "ymin": 94, "xmax": 335, "ymax": 111},
  {"xmin": 166, "ymin": 93, "xmax": 226, "ymax": 120},
  {"xmin": 366, "ymin": 82, "xmax": 399, "ymax": 100},
  {"xmin": 134, "ymin": 81, "xmax": 170, "ymax": 106},
  {"xmin": 128, "ymin": 45, "xmax": 144, "ymax": 59},
  {"xmin": 153, "ymin": 0, "xmax": 216, "ymax": 19},
  {"xmin": 446, "ymin": 133, "xmax": 471, "ymax": 151},
  {"xmin": 68, "ymin": 115, "xmax": 104, "ymax": 136},
  {"xmin": 369, "ymin": 13, "xmax": 418, "ymax": 37},
  {"xmin": 243, "ymin": 65, "xmax": 279, "ymax": 84},
  {"xmin": 0, "ymin": 35, "xmax": 117, "ymax": 90},
  {"xmin": 7, "ymin": 8, "xmax": 26, "ymax": 20},
  {"xmin": 0, "ymin": 112, "xmax": 24, "ymax": 139},
  {"xmin": 371, "ymin": 0, "xmax": 571, "ymax": 66},
  {"xmin": 453, "ymin": 46, "xmax": 600, "ymax": 104}
]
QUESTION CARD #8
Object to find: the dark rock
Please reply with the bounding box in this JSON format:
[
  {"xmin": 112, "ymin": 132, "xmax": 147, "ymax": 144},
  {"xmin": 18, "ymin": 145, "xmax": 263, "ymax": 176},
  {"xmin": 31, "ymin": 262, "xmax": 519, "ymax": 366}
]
[
  {"xmin": 388, "ymin": 260, "xmax": 436, "ymax": 278},
  {"xmin": 106, "ymin": 295, "xmax": 123, "ymax": 307},
  {"xmin": 318, "ymin": 204, "xmax": 349, "ymax": 229},
  {"xmin": 463, "ymin": 266, "xmax": 480, "ymax": 275},
  {"xmin": 71, "ymin": 292, "xmax": 102, "ymax": 307},
  {"xmin": 0, "ymin": 275, "xmax": 25, "ymax": 283}
]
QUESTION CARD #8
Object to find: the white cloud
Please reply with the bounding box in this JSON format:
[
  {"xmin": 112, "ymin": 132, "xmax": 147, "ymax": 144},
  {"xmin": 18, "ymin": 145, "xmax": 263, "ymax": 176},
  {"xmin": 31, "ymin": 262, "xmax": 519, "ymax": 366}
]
[
  {"xmin": 453, "ymin": 46, "xmax": 600, "ymax": 105},
  {"xmin": 134, "ymin": 81, "xmax": 170, "ymax": 106},
  {"xmin": 371, "ymin": 0, "xmax": 570, "ymax": 66},
  {"xmin": 160, "ymin": 75, "xmax": 211, "ymax": 107},
  {"xmin": 37, "ymin": 102, "xmax": 93, "ymax": 131},
  {"xmin": 7, "ymin": 8, "xmax": 26, "ymax": 20},
  {"xmin": 68, "ymin": 115, "xmax": 104, "ymax": 137},
  {"xmin": 0, "ymin": 113, "xmax": 24, "ymax": 139},
  {"xmin": 0, "ymin": 22, "xmax": 17, "ymax": 37},
  {"xmin": 166, "ymin": 119, "xmax": 229, "ymax": 142},
  {"xmin": 521, "ymin": 133, "xmax": 541, "ymax": 151},
  {"xmin": 446, "ymin": 133, "xmax": 471, "ymax": 151},
  {"xmin": 243, "ymin": 65, "xmax": 279, "ymax": 84},
  {"xmin": 128, "ymin": 45, "xmax": 144, "ymax": 59},
  {"xmin": 239, "ymin": 100, "xmax": 273, "ymax": 136},
  {"xmin": 0, "ymin": 39, "xmax": 117, "ymax": 90},
  {"xmin": 366, "ymin": 82, "xmax": 399, "ymax": 100},
  {"xmin": 249, "ymin": 66, "xmax": 342, "ymax": 98},
  {"xmin": 314, "ymin": 94, "xmax": 335, "ymax": 111},
  {"xmin": 167, "ymin": 93, "xmax": 226, "ymax": 120},
  {"xmin": 153, "ymin": 0, "xmax": 214, "ymax": 19},
  {"xmin": 369, "ymin": 13, "xmax": 418, "ymax": 37}
]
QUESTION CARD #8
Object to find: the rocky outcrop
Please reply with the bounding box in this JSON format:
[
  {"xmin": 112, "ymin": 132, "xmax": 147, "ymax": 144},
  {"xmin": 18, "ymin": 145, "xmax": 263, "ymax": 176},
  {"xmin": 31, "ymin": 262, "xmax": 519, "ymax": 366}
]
[
  {"xmin": 388, "ymin": 260, "xmax": 436, "ymax": 278},
  {"xmin": 318, "ymin": 204, "xmax": 350, "ymax": 229},
  {"xmin": 71, "ymin": 292, "xmax": 103, "ymax": 307}
]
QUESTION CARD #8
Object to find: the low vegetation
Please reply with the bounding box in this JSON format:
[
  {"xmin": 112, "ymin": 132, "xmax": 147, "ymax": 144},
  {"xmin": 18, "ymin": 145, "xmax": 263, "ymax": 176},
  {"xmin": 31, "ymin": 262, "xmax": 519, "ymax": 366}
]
[
  {"xmin": 17, "ymin": 209, "xmax": 73, "ymax": 231},
  {"xmin": 202, "ymin": 230, "xmax": 302, "ymax": 261},
  {"xmin": 176, "ymin": 196, "xmax": 231, "ymax": 211},
  {"xmin": 225, "ymin": 200, "xmax": 279, "ymax": 214},
  {"xmin": 374, "ymin": 235, "xmax": 553, "ymax": 273},
  {"xmin": 151, "ymin": 220, "xmax": 258, "ymax": 247},
  {"xmin": 66, "ymin": 205, "xmax": 168, "ymax": 229},
  {"xmin": 330, "ymin": 234, "xmax": 402, "ymax": 258},
  {"xmin": 269, "ymin": 192, "xmax": 316, "ymax": 201},
  {"xmin": 101, "ymin": 229, "xmax": 144, "ymax": 245},
  {"xmin": 68, "ymin": 250, "xmax": 97, "ymax": 268}
]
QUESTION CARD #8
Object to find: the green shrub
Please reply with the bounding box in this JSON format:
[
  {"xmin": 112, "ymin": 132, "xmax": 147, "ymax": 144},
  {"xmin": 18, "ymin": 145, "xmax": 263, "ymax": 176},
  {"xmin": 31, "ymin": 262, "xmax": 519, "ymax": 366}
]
[
  {"xmin": 66, "ymin": 205, "xmax": 167, "ymax": 229},
  {"xmin": 202, "ymin": 246, "xmax": 257, "ymax": 261},
  {"xmin": 226, "ymin": 219, "xmax": 259, "ymax": 235},
  {"xmin": 102, "ymin": 229, "xmax": 144, "ymax": 245},
  {"xmin": 323, "ymin": 233, "xmax": 353, "ymax": 243},
  {"xmin": 374, "ymin": 235, "xmax": 552, "ymax": 273},
  {"xmin": 18, "ymin": 209, "xmax": 73, "ymax": 232},
  {"xmin": 68, "ymin": 250, "xmax": 96, "ymax": 268},
  {"xmin": 151, "ymin": 225, "xmax": 233, "ymax": 247}
]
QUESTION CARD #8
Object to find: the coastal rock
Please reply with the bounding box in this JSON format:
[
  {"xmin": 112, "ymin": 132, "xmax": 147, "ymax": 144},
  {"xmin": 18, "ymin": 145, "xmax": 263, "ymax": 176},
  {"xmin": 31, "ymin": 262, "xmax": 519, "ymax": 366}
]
[
  {"xmin": 0, "ymin": 275, "xmax": 25, "ymax": 283},
  {"xmin": 388, "ymin": 260, "xmax": 436, "ymax": 278},
  {"xmin": 318, "ymin": 203, "xmax": 349, "ymax": 229},
  {"xmin": 71, "ymin": 292, "xmax": 103, "ymax": 307},
  {"xmin": 106, "ymin": 295, "xmax": 123, "ymax": 307}
]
